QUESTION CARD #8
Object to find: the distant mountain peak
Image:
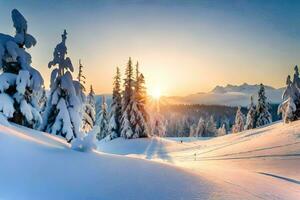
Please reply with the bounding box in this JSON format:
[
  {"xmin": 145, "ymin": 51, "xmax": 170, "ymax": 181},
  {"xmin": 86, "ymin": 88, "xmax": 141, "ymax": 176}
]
[{"xmin": 211, "ymin": 83, "xmax": 276, "ymax": 94}]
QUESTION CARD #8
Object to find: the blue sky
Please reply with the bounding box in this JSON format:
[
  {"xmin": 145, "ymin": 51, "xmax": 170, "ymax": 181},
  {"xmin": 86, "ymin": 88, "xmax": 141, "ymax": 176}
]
[{"xmin": 0, "ymin": 0, "xmax": 300, "ymax": 95}]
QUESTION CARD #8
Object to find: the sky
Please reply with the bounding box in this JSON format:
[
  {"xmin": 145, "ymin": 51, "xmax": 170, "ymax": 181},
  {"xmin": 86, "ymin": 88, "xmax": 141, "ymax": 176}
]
[{"xmin": 0, "ymin": 0, "xmax": 300, "ymax": 96}]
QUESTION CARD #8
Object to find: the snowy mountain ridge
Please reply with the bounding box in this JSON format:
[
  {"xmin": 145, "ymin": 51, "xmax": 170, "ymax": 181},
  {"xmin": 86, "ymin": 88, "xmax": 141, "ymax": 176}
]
[
  {"xmin": 211, "ymin": 83, "xmax": 280, "ymax": 94},
  {"xmin": 161, "ymin": 83, "xmax": 284, "ymax": 107}
]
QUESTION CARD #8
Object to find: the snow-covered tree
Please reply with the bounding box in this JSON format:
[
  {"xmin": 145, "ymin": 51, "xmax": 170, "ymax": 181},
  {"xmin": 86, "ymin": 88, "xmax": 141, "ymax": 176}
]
[
  {"xmin": 40, "ymin": 30, "xmax": 82, "ymax": 142},
  {"xmin": 107, "ymin": 67, "xmax": 122, "ymax": 140},
  {"xmin": 217, "ymin": 124, "xmax": 227, "ymax": 136},
  {"xmin": 120, "ymin": 58, "xmax": 135, "ymax": 138},
  {"xmin": 278, "ymin": 75, "xmax": 297, "ymax": 123},
  {"xmin": 0, "ymin": 9, "xmax": 44, "ymax": 128},
  {"xmin": 195, "ymin": 117, "xmax": 206, "ymax": 137},
  {"xmin": 152, "ymin": 113, "xmax": 166, "ymax": 137},
  {"xmin": 120, "ymin": 58, "xmax": 149, "ymax": 139},
  {"xmin": 292, "ymin": 66, "xmax": 300, "ymax": 119},
  {"xmin": 189, "ymin": 124, "xmax": 197, "ymax": 137},
  {"xmin": 278, "ymin": 97, "xmax": 296, "ymax": 123},
  {"xmin": 77, "ymin": 60, "xmax": 86, "ymax": 90},
  {"xmin": 96, "ymin": 96, "xmax": 109, "ymax": 140},
  {"xmin": 244, "ymin": 96, "xmax": 256, "ymax": 130},
  {"xmin": 131, "ymin": 62, "xmax": 149, "ymax": 137},
  {"xmin": 82, "ymin": 85, "xmax": 96, "ymax": 132},
  {"xmin": 151, "ymin": 101, "xmax": 166, "ymax": 137},
  {"xmin": 232, "ymin": 106, "xmax": 245, "ymax": 133},
  {"xmin": 74, "ymin": 60, "xmax": 86, "ymax": 104},
  {"xmin": 205, "ymin": 116, "xmax": 217, "ymax": 137},
  {"xmin": 256, "ymin": 83, "xmax": 272, "ymax": 127}
]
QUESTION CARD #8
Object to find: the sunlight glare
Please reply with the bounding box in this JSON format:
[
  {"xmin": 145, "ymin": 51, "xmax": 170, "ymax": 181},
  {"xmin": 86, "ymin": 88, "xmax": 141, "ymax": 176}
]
[{"xmin": 151, "ymin": 87, "xmax": 161, "ymax": 100}]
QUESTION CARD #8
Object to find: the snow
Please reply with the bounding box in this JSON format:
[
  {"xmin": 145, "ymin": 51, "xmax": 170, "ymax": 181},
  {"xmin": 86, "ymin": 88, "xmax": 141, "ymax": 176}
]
[
  {"xmin": 71, "ymin": 126, "xmax": 99, "ymax": 152},
  {"xmin": 16, "ymin": 70, "xmax": 30, "ymax": 95},
  {"xmin": 0, "ymin": 124, "xmax": 222, "ymax": 200},
  {"xmin": 0, "ymin": 72, "xmax": 16, "ymax": 93},
  {"xmin": 99, "ymin": 121, "xmax": 300, "ymax": 200},
  {"xmin": 0, "ymin": 116, "xmax": 299, "ymax": 199},
  {"xmin": 0, "ymin": 93, "xmax": 15, "ymax": 118}
]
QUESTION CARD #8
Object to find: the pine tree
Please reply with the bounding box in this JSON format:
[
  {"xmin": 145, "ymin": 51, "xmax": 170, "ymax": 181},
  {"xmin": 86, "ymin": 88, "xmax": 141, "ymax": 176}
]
[
  {"xmin": 77, "ymin": 60, "xmax": 86, "ymax": 90},
  {"xmin": 108, "ymin": 67, "xmax": 122, "ymax": 140},
  {"xmin": 151, "ymin": 97, "xmax": 166, "ymax": 137},
  {"xmin": 195, "ymin": 118, "xmax": 206, "ymax": 137},
  {"xmin": 278, "ymin": 97, "xmax": 296, "ymax": 123},
  {"xmin": 278, "ymin": 75, "xmax": 297, "ymax": 123},
  {"xmin": 217, "ymin": 124, "xmax": 227, "ymax": 136},
  {"xmin": 290, "ymin": 66, "xmax": 300, "ymax": 119},
  {"xmin": 120, "ymin": 58, "xmax": 150, "ymax": 139},
  {"xmin": 41, "ymin": 30, "xmax": 82, "ymax": 142},
  {"xmin": 152, "ymin": 114, "xmax": 166, "ymax": 137},
  {"xmin": 74, "ymin": 60, "xmax": 86, "ymax": 104},
  {"xmin": 189, "ymin": 124, "xmax": 197, "ymax": 137},
  {"xmin": 0, "ymin": 9, "xmax": 44, "ymax": 128},
  {"xmin": 120, "ymin": 57, "xmax": 135, "ymax": 139},
  {"xmin": 82, "ymin": 85, "xmax": 96, "ymax": 132},
  {"xmin": 244, "ymin": 96, "xmax": 256, "ymax": 130},
  {"xmin": 96, "ymin": 96, "xmax": 109, "ymax": 140},
  {"xmin": 256, "ymin": 83, "xmax": 272, "ymax": 127},
  {"xmin": 205, "ymin": 116, "xmax": 217, "ymax": 137},
  {"xmin": 132, "ymin": 62, "xmax": 149, "ymax": 137},
  {"xmin": 232, "ymin": 106, "xmax": 245, "ymax": 133}
]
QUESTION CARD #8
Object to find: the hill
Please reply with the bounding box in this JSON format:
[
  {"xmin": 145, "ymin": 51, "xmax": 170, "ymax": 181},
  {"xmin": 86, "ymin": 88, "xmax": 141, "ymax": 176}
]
[
  {"xmin": 99, "ymin": 121, "xmax": 300, "ymax": 200},
  {"xmin": 0, "ymin": 120, "xmax": 299, "ymax": 199}
]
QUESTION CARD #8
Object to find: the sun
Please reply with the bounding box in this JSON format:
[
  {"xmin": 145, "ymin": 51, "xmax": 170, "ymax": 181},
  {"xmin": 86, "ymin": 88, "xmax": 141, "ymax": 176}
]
[{"xmin": 150, "ymin": 87, "xmax": 161, "ymax": 100}]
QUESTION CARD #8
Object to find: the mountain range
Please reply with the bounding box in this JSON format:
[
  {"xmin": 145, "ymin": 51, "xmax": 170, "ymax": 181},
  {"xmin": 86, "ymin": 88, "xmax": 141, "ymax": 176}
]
[{"xmin": 160, "ymin": 83, "xmax": 284, "ymax": 107}]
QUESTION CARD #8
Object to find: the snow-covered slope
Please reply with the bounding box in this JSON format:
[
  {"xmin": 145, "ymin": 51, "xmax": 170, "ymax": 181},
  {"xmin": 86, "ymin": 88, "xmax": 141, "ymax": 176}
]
[
  {"xmin": 1, "ymin": 121, "xmax": 299, "ymax": 199},
  {"xmin": 162, "ymin": 83, "xmax": 284, "ymax": 106},
  {"xmin": 0, "ymin": 124, "xmax": 231, "ymax": 200},
  {"xmin": 99, "ymin": 121, "xmax": 300, "ymax": 200}
]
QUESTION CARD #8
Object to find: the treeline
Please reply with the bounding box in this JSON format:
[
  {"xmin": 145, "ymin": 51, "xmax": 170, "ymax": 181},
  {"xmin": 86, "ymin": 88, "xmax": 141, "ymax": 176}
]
[{"xmin": 159, "ymin": 101, "xmax": 279, "ymax": 137}]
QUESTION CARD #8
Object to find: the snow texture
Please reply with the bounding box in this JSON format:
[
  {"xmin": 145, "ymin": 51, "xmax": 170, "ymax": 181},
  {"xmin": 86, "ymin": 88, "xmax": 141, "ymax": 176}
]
[{"xmin": 71, "ymin": 126, "xmax": 99, "ymax": 152}]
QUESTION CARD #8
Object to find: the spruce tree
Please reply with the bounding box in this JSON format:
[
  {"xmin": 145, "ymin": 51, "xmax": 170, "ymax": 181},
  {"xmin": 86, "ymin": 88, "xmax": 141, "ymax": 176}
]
[
  {"xmin": 217, "ymin": 124, "xmax": 227, "ymax": 136},
  {"xmin": 108, "ymin": 67, "xmax": 122, "ymax": 139},
  {"xmin": 0, "ymin": 9, "xmax": 44, "ymax": 128},
  {"xmin": 195, "ymin": 118, "xmax": 206, "ymax": 137},
  {"xmin": 205, "ymin": 116, "xmax": 217, "ymax": 137},
  {"xmin": 244, "ymin": 96, "xmax": 256, "ymax": 130},
  {"xmin": 189, "ymin": 124, "xmax": 197, "ymax": 137},
  {"xmin": 82, "ymin": 85, "xmax": 96, "ymax": 132},
  {"xmin": 232, "ymin": 106, "xmax": 245, "ymax": 133},
  {"xmin": 278, "ymin": 75, "xmax": 297, "ymax": 123},
  {"xmin": 77, "ymin": 60, "xmax": 86, "ymax": 89},
  {"xmin": 256, "ymin": 83, "xmax": 272, "ymax": 127},
  {"xmin": 132, "ymin": 62, "xmax": 149, "ymax": 137},
  {"xmin": 41, "ymin": 30, "xmax": 82, "ymax": 142},
  {"xmin": 96, "ymin": 96, "xmax": 109, "ymax": 140},
  {"xmin": 121, "ymin": 57, "xmax": 135, "ymax": 138},
  {"xmin": 74, "ymin": 60, "xmax": 86, "ymax": 104},
  {"xmin": 151, "ymin": 96, "xmax": 166, "ymax": 137}
]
